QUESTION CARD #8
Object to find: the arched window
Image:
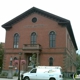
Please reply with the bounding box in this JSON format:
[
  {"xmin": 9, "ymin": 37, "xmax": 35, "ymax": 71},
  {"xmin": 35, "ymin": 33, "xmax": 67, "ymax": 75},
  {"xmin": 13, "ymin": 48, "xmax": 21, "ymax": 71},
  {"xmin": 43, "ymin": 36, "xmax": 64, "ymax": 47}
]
[
  {"xmin": 13, "ymin": 33, "xmax": 19, "ymax": 48},
  {"xmin": 31, "ymin": 32, "xmax": 37, "ymax": 44},
  {"xmin": 14, "ymin": 57, "xmax": 18, "ymax": 60},
  {"xmin": 49, "ymin": 31, "xmax": 56, "ymax": 48},
  {"xmin": 49, "ymin": 57, "xmax": 53, "ymax": 66}
]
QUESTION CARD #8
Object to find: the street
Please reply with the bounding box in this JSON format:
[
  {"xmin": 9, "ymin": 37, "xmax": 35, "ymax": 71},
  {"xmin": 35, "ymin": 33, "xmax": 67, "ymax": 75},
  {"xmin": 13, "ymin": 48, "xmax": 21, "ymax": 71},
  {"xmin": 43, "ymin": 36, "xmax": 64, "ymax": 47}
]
[
  {"xmin": 0, "ymin": 77, "xmax": 75, "ymax": 80},
  {"xmin": 0, "ymin": 77, "xmax": 18, "ymax": 80}
]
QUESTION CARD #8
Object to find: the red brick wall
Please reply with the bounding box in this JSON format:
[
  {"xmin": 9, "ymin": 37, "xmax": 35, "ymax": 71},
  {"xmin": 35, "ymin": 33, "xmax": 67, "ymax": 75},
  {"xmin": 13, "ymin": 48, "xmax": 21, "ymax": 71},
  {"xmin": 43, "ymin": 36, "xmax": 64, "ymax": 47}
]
[
  {"xmin": 4, "ymin": 13, "xmax": 76, "ymax": 72},
  {"xmin": 40, "ymin": 53, "xmax": 64, "ymax": 67},
  {"xmin": 5, "ymin": 13, "xmax": 66, "ymax": 49}
]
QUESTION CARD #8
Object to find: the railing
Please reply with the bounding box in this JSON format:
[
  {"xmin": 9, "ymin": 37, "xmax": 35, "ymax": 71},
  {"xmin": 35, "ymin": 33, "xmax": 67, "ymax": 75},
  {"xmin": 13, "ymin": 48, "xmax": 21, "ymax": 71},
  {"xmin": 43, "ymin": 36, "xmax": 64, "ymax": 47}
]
[{"xmin": 23, "ymin": 44, "xmax": 42, "ymax": 50}]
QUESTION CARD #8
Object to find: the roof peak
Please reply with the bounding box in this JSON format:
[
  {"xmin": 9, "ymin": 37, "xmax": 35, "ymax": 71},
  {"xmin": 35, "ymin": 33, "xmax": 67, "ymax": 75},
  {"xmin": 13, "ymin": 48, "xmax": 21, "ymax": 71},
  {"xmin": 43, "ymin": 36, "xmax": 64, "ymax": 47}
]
[{"xmin": 1, "ymin": 7, "xmax": 78, "ymax": 50}]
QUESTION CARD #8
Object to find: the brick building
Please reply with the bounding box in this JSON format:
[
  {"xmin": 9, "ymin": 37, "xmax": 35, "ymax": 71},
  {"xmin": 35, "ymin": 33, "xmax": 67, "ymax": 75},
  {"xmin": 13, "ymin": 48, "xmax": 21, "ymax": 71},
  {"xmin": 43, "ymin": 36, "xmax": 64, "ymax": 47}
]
[{"xmin": 2, "ymin": 7, "xmax": 78, "ymax": 73}]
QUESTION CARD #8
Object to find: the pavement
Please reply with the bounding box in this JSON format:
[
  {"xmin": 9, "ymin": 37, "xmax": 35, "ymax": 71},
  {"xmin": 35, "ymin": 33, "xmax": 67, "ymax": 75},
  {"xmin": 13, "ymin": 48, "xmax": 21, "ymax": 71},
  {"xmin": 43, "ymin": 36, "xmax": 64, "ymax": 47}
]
[
  {"xmin": 0, "ymin": 77, "xmax": 18, "ymax": 80},
  {"xmin": 63, "ymin": 78, "xmax": 74, "ymax": 80},
  {"xmin": 64, "ymin": 78, "xmax": 80, "ymax": 80},
  {"xmin": 0, "ymin": 77, "xmax": 77, "ymax": 80},
  {"xmin": 0, "ymin": 78, "xmax": 76, "ymax": 80},
  {"xmin": 0, "ymin": 78, "xmax": 74, "ymax": 80}
]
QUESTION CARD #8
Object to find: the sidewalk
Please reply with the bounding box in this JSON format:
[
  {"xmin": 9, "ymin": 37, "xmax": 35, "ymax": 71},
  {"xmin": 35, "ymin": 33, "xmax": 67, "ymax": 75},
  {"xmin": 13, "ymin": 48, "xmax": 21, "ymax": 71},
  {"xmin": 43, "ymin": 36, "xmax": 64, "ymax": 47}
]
[
  {"xmin": 0, "ymin": 78, "xmax": 74, "ymax": 80},
  {"xmin": 64, "ymin": 78, "xmax": 73, "ymax": 80},
  {"xmin": 0, "ymin": 77, "xmax": 18, "ymax": 80},
  {"xmin": 0, "ymin": 77, "xmax": 75, "ymax": 80}
]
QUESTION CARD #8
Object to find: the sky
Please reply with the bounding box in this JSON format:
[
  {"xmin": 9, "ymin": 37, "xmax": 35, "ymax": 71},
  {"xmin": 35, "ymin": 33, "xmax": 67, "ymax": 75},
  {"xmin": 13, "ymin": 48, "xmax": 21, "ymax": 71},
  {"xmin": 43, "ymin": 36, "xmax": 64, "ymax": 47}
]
[{"xmin": 0, "ymin": 0, "xmax": 80, "ymax": 53}]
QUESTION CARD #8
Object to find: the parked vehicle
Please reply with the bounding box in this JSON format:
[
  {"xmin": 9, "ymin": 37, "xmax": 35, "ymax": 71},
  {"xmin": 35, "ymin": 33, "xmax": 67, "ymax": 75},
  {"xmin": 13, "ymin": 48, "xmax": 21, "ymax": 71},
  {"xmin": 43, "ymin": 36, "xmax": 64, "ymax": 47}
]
[{"xmin": 21, "ymin": 66, "xmax": 63, "ymax": 80}]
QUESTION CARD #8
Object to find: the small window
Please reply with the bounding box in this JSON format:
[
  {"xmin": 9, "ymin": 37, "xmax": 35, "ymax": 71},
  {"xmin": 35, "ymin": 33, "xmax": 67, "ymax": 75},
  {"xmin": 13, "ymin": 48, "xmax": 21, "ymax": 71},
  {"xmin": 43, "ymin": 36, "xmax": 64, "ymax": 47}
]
[
  {"xmin": 49, "ymin": 57, "xmax": 53, "ymax": 66},
  {"xmin": 14, "ymin": 57, "xmax": 18, "ymax": 60},
  {"xmin": 30, "ymin": 69, "xmax": 37, "ymax": 73},
  {"xmin": 32, "ymin": 17, "xmax": 37, "ymax": 23}
]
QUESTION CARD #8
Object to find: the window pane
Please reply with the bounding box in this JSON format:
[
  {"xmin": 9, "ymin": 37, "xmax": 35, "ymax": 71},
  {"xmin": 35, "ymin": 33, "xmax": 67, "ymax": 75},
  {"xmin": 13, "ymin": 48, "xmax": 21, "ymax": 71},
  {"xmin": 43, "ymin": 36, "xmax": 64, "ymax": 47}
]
[
  {"xmin": 31, "ymin": 32, "xmax": 36, "ymax": 44},
  {"xmin": 30, "ymin": 69, "xmax": 37, "ymax": 73},
  {"xmin": 49, "ymin": 57, "xmax": 53, "ymax": 66},
  {"xmin": 14, "ymin": 33, "xmax": 19, "ymax": 48},
  {"xmin": 49, "ymin": 31, "xmax": 55, "ymax": 48}
]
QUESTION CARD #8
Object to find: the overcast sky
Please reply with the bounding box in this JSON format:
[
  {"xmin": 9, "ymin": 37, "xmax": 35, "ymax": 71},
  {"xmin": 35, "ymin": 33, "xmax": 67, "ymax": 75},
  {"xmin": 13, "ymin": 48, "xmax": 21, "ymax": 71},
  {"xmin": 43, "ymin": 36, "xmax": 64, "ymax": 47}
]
[{"xmin": 0, "ymin": 0, "xmax": 80, "ymax": 53}]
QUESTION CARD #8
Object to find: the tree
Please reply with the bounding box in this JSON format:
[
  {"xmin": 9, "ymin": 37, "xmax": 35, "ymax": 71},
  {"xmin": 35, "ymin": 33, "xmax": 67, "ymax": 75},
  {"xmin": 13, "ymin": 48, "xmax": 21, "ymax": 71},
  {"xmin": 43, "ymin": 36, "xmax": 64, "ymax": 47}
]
[
  {"xmin": 0, "ymin": 43, "xmax": 4, "ymax": 72},
  {"xmin": 76, "ymin": 53, "xmax": 80, "ymax": 69},
  {"xmin": 31, "ymin": 53, "xmax": 36, "ymax": 67}
]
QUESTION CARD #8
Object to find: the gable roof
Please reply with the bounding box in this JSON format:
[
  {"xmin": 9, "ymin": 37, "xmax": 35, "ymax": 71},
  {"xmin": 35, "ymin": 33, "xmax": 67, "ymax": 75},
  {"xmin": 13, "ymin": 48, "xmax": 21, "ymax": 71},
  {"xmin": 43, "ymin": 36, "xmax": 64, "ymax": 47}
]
[{"xmin": 1, "ymin": 7, "xmax": 78, "ymax": 50}]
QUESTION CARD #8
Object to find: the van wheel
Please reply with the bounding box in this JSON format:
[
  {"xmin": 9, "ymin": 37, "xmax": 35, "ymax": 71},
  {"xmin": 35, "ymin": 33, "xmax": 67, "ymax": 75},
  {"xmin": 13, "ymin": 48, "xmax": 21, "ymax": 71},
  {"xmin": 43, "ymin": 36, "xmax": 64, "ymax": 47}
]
[
  {"xmin": 49, "ymin": 78, "xmax": 55, "ymax": 80},
  {"xmin": 24, "ymin": 77, "xmax": 30, "ymax": 80}
]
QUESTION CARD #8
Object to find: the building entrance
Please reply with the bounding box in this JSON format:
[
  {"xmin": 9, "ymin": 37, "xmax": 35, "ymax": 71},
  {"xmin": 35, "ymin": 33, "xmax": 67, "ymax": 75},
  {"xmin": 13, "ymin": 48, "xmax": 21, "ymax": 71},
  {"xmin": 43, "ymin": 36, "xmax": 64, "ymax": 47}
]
[{"xmin": 25, "ymin": 53, "xmax": 37, "ymax": 69}]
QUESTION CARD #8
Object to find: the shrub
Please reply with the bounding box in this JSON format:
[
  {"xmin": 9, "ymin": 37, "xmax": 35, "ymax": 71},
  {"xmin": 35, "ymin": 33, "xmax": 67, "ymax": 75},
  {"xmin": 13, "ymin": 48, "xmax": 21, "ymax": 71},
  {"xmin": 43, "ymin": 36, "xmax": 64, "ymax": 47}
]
[
  {"xmin": 0, "ymin": 72, "xmax": 8, "ymax": 76},
  {"xmin": 14, "ymin": 72, "xmax": 18, "ymax": 76}
]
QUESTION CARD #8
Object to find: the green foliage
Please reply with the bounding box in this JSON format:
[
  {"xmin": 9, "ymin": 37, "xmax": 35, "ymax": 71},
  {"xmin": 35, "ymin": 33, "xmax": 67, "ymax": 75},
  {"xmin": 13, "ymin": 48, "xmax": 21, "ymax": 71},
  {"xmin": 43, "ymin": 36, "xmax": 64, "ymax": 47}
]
[
  {"xmin": 31, "ymin": 53, "xmax": 36, "ymax": 64},
  {"xmin": 13, "ymin": 72, "xmax": 18, "ymax": 76},
  {"xmin": 0, "ymin": 43, "xmax": 4, "ymax": 58},
  {"xmin": 76, "ymin": 53, "xmax": 80, "ymax": 69},
  {"xmin": 0, "ymin": 72, "xmax": 8, "ymax": 76},
  {"xmin": 0, "ymin": 42, "xmax": 4, "ymax": 71},
  {"xmin": 29, "ymin": 53, "xmax": 37, "ymax": 67}
]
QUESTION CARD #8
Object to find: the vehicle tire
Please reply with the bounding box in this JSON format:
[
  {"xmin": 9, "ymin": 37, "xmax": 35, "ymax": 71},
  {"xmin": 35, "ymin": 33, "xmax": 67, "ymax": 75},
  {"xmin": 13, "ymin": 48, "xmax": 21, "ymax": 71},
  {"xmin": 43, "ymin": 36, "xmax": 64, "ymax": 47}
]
[
  {"xmin": 49, "ymin": 78, "xmax": 55, "ymax": 80},
  {"xmin": 24, "ymin": 77, "xmax": 30, "ymax": 80}
]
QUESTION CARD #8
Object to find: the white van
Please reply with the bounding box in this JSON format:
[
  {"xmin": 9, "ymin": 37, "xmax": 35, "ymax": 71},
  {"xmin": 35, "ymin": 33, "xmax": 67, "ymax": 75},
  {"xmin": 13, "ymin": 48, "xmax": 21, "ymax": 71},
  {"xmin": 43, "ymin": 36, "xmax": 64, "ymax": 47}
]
[{"xmin": 21, "ymin": 66, "xmax": 63, "ymax": 80}]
